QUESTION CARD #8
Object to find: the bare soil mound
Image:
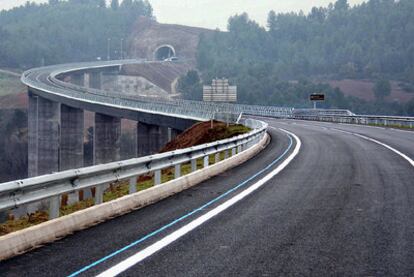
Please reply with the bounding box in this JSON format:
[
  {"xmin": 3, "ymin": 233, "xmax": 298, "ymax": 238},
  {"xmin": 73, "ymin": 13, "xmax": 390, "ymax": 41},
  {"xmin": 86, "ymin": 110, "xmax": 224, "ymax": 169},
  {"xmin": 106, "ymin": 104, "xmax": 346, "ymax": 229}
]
[{"xmin": 161, "ymin": 121, "xmax": 250, "ymax": 153}]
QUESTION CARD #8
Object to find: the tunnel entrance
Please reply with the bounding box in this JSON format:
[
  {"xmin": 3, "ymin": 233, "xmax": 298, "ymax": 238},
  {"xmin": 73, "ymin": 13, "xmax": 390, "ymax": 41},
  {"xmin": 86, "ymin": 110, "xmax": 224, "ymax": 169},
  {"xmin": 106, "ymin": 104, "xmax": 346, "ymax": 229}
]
[{"xmin": 154, "ymin": 45, "xmax": 176, "ymax": 61}]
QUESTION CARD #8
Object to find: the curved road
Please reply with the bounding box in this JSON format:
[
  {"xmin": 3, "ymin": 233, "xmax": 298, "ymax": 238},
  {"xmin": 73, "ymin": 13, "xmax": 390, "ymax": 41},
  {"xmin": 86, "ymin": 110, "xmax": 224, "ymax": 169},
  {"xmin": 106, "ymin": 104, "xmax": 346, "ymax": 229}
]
[{"xmin": 1, "ymin": 119, "xmax": 413, "ymax": 276}]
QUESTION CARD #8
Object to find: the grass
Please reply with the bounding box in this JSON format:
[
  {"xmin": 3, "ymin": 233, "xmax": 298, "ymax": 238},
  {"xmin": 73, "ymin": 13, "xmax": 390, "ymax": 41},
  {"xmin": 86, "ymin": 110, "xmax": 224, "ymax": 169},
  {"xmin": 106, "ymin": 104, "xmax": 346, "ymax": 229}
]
[
  {"xmin": 0, "ymin": 149, "xmax": 237, "ymax": 236},
  {"xmin": 367, "ymin": 123, "xmax": 413, "ymax": 130}
]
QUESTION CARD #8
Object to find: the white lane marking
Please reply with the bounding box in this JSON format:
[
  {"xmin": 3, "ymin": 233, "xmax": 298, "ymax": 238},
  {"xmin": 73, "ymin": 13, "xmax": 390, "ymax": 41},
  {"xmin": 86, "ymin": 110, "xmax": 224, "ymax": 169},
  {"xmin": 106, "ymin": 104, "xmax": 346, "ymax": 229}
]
[
  {"xmin": 96, "ymin": 129, "xmax": 301, "ymax": 277},
  {"xmin": 331, "ymin": 128, "xmax": 414, "ymax": 167}
]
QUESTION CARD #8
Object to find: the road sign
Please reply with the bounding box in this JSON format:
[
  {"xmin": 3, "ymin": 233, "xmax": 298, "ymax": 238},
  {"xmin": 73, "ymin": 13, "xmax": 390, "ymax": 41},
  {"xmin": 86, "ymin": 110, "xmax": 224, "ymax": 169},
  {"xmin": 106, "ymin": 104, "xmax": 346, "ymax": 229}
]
[
  {"xmin": 310, "ymin": 94, "xmax": 325, "ymax": 101},
  {"xmin": 203, "ymin": 78, "xmax": 237, "ymax": 103}
]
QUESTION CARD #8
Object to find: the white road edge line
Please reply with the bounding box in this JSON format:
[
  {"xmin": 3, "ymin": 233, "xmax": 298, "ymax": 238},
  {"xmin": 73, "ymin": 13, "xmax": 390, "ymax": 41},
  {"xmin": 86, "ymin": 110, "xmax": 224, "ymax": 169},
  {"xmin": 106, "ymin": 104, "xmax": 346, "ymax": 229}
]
[
  {"xmin": 331, "ymin": 128, "xmax": 414, "ymax": 167},
  {"xmin": 96, "ymin": 128, "xmax": 302, "ymax": 277}
]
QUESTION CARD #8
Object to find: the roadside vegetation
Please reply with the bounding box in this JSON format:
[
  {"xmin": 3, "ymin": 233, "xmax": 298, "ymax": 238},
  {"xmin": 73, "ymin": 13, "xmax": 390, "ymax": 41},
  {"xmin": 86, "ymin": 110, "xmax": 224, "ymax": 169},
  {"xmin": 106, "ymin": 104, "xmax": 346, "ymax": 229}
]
[{"xmin": 0, "ymin": 0, "xmax": 153, "ymax": 68}]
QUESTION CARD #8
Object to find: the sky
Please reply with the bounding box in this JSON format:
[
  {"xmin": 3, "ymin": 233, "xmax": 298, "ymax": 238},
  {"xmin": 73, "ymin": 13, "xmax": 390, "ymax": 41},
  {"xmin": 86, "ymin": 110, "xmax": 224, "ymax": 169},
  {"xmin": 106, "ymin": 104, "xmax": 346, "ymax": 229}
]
[{"xmin": 0, "ymin": 0, "xmax": 366, "ymax": 30}]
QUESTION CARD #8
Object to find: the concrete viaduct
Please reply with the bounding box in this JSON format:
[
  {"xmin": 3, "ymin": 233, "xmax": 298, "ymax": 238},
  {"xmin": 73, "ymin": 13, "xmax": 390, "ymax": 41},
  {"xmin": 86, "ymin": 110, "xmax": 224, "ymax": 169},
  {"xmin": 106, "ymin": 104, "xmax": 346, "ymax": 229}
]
[{"xmin": 24, "ymin": 61, "xmax": 198, "ymax": 178}]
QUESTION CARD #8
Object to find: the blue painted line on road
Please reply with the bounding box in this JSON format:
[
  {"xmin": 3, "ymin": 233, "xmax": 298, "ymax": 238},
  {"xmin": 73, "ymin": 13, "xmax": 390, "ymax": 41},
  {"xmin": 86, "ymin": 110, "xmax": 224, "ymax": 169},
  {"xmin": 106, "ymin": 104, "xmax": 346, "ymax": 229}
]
[{"xmin": 68, "ymin": 133, "xmax": 293, "ymax": 277}]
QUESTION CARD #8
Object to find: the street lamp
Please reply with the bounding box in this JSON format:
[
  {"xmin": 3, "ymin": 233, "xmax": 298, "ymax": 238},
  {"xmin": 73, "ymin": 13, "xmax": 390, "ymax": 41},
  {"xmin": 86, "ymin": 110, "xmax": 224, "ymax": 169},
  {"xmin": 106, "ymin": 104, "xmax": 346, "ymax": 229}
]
[
  {"xmin": 120, "ymin": 38, "xmax": 124, "ymax": 60},
  {"xmin": 107, "ymin": 38, "xmax": 111, "ymax": 61}
]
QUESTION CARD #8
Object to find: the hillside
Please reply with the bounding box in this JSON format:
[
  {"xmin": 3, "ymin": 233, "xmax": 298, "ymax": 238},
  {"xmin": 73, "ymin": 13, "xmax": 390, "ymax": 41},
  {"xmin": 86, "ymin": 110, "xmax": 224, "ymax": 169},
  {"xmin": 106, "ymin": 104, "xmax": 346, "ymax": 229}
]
[{"xmin": 188, "ymin": 0, "xmax": 414, "ymax": 115}]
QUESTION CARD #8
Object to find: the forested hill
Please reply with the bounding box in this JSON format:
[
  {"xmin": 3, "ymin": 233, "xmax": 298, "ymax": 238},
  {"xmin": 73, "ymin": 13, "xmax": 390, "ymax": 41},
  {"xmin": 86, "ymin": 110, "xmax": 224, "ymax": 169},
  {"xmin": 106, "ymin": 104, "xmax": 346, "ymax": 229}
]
[
  {"xmin": 0, "ymin": 0, "xmax": 153, "ymax": 68},
  {"xmin": 188, "ymin": 0, "xmax": 414, "ymax": 115},
  {"xmin": 198, "ymin": 0, "xmax": 414, "ymax": 81}
]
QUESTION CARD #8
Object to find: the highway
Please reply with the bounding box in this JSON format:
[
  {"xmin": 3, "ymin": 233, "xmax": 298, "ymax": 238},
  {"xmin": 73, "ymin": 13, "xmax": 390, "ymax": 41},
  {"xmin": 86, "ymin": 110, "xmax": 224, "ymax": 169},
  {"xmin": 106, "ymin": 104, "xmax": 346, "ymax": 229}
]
[{"xmin": 1, "ymin": 119, "xmax": 413, "ymax": 276}]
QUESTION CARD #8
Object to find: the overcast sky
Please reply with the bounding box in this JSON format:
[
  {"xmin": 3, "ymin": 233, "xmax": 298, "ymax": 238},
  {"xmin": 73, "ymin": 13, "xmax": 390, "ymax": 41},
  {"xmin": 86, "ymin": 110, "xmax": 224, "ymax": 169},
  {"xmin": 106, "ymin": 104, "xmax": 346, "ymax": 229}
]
[{"xmin": 0, "ymin": 0, "xmax": 366, "ymax": 29}]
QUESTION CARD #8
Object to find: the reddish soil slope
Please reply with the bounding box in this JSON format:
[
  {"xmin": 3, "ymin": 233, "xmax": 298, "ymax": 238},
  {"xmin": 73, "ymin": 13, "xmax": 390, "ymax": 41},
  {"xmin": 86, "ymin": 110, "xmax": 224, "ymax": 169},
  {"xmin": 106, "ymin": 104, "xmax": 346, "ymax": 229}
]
[{"xmin": 161, "ymin": 121, "xmax": 250, "ymax": 153}]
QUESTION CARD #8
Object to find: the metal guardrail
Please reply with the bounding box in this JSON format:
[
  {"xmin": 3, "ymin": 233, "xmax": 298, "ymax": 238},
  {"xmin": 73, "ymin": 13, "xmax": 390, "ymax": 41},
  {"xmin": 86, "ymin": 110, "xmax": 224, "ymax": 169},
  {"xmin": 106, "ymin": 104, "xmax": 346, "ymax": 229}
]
[
  {"xmin": 22, "ymin": 60, "xmax": 293, "ymax": 122},
  {"xmin": 294, "ymin": 114, "xmax": 414, "ymax": 128},
  {"xmin": 0, "ymin": 119, "xmax": 267, "ymax": 219}
]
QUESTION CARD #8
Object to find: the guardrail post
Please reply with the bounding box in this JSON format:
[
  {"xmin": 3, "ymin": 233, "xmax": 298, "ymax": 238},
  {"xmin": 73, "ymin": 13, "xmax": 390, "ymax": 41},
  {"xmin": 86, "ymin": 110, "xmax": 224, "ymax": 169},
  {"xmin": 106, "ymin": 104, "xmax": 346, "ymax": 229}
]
[
  {"xmin": 237, "ymin": 145, "xmax": 242, "ymax": 153},
  {"xmin": 49, "ymin": 196, "xmax": 60, "ymax": 219},
  {"xmin": 203, "ymin": 156, "xmax": 209, "ymax": 168},
  {"xmin": 175, "ymin": 164, "xmax": 181, "ymax": 178},
  {"xmin": 155, "ymin": 170, "xmax": 161, "ymax": 185},
  {"xmin": 95, "ymin": 185, "xmax": 104, "ymax": 204},
  {"xmin": 232, "ymin": 148, "xmax": 236, "ymax": 156},
  {"xmin": 129, "ymin": 176, "xmax": 137, "ymax": 194},
  {"xmin": 224, "ymin": 150, "xmax": 229, "ymax": 159},
  {"xmin": 191, "ymin": 159, "xmax": 197, "ymax": 172}
]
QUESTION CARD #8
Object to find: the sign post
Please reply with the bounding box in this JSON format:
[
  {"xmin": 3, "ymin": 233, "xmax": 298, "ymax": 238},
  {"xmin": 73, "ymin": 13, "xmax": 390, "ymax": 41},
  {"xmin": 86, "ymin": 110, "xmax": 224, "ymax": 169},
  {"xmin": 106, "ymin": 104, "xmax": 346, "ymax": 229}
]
[
  {"xmin": 203, "ymin": 78, "xmax": 237, "ymax": 127},
  {"xmin": 310, "ymin": 93, "xmax": 325, "ymax": 109}
]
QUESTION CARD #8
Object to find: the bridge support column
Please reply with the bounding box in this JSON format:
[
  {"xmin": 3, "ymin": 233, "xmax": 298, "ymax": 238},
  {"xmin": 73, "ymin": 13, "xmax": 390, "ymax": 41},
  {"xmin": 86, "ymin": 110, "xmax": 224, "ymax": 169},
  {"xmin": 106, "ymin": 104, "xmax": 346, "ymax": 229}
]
[
  {"xmin": 39, "ymin": 97, "xmax": 60, "ymax": 175},
  {"xmin": 89, "ymin": 72, "xmax": 102, "ymax": 89},
  {"xmin": 94, "ymin": 113, "xmax": 121, "ymax": 165},
  {"xmin": 72, "ymin": 73, "xmax": 85, "ymax": 86},
  {"xmin": 26, "ymin": 92, "xmax": 60, "ymax": 216},
  {"xmin": 28, "ymin": 91, "xmax": 39, "ymax": 177},
  {"xmin": 60, "ymin": 105, "xmax": 85, "ymax": 203},
  {"xmin": 168, "ymin": 128, "xmax": 181, "ymax": 142},
  {"xmin": 60, "ymin": 105, "xmax": 84, "ymax": 170},
  {"xmin": 149, "ymin": 124, "xmax": 162, "ymax": 154},
  {"xmin": 160, "ymin": 126, "xmax": 169, "ymax": 148},
  {"xmin": 137, "ymin": 122, "xmax": 150, "ymax": 157},
  {"xmin": 137, "ymin": 123, "xmax": 168, "ymax": 156}
]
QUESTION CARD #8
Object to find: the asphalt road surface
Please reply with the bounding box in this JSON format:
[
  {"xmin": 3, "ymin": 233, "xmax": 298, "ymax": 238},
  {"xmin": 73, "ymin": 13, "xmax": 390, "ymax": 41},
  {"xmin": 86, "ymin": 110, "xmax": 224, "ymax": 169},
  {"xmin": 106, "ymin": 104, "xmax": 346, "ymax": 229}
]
[{"xmin": 1, "ymin": 119, "xmax": 413, "ymax": 276}]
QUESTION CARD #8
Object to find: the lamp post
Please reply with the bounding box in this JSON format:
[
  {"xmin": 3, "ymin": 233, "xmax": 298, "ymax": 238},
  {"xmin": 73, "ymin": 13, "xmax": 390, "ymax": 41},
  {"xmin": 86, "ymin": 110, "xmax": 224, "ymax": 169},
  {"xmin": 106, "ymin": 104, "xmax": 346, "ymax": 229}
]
[
  {"xmin": 107, "ymin": 38, "xmax": 111, "ymax": 61},
  {"xmin": 120, "ymin": 38, "xmax": 124, "ymax": 60}
]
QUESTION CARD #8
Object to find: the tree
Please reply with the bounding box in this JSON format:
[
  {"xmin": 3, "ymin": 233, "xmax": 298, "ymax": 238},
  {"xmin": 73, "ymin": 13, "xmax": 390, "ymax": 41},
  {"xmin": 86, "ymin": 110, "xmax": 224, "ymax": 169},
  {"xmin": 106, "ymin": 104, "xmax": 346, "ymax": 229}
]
[
  {"xmin": 374, "ymin": 79, "xmax": 391, "ymax": 100},
  {"xmin": 111, "ymin": 0, "xmax": 119, "ymax": 10},
  {"xmin": 334, "ymin": 0, "xmax": 349, "ymax": 11},
  {"xmin": 178, "ymin": 70, "xmax": 203, "ymax": 100}
]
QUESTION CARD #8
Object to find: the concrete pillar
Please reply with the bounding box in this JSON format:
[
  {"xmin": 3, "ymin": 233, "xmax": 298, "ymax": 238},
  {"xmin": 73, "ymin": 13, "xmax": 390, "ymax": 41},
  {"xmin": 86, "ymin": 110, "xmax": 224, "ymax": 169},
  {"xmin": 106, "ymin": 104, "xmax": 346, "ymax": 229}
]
[
  {"xmin": 60, "ymin": 105, "xmax": 85, "ymax": 203},
  {"xmin": 94, "ymin": 113, "xmax": 121, "ymax": 165},
  {"xmin": 160, "ymin": 126, "xmax": 169, "ymax": 147},
  {"xmin": 72, "ymin": 73, "xmax": 85, "ymax": 87},
  {"xmin": 137, "ymin": 122, "xmax": 150, "ymax": 157},
  {"xmin": 149, "ymin": 124, "xmax": 162, "ymax": 154},
  {"xmin": 137, "ymin": 123, "xmax": 170, "ymax": 156},
  {"xmin": 28, "ymin": 92, "xmax": 39, "ymax": 177},
  {"xmin": 60, "ymin": 105, "xmax": 84, "ymax": 170},
  {"xmin": 37, "ymin": 97, "xmax": 60, "ymax": 175},
  {"xmin": 89, "ymin": 72, "xmax": 102, "ymax": 89},
  {"xmin": 170, "ymin": 128, "xmax": 181, "ymax": 141},
  {"xmin": 26, "ymin": 93, "xmax": 60, "ymax": 216}
]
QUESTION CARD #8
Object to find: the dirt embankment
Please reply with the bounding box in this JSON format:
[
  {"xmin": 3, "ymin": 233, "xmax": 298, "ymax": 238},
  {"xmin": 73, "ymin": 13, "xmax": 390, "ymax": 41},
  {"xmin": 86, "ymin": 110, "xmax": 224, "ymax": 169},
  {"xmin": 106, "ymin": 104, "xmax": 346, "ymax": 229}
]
[{"xmin": 161, "ymin": 121, "xmax": 251, "ymax": 153}]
